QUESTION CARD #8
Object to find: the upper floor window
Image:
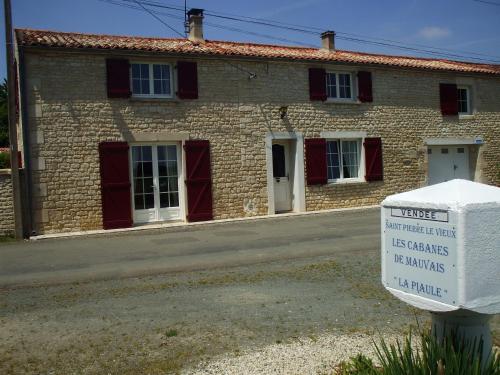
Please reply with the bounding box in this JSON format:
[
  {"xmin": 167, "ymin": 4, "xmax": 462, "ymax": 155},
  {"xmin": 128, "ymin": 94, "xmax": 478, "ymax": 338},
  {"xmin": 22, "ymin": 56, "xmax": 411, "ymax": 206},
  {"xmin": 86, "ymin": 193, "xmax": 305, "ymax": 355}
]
[
  {"xmin": 326, "ymin": 139, "xmax": 362, "ymax": 181},
  {"xmin": 326, "ymin": 72, "xmax": 353, "ymax": 100},
  {"xmin": 131, "ymin": 63, "xmax": 172, "ymax": 97},
  {"xmin": 457, "ymin": 86, "xmax": 471, "ymax": 115}
]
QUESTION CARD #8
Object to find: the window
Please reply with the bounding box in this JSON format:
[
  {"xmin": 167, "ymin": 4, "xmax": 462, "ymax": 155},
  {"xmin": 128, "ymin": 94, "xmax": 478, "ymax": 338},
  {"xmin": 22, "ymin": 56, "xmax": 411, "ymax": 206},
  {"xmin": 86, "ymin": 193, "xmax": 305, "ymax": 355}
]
[
  {"xmin": 326, "ymin": 72, "xmax": 353, "ymax": 100},
  {"xmin": 457, "ymin": 86, "xmax": 471, "ymax": 114},
  {"xmin": 131, "ymin": 63, "xmax": 172, "ymax": 97},
  {"xmin": 326, "ymin": 139, "xmax": 362, "ymax": 181}
]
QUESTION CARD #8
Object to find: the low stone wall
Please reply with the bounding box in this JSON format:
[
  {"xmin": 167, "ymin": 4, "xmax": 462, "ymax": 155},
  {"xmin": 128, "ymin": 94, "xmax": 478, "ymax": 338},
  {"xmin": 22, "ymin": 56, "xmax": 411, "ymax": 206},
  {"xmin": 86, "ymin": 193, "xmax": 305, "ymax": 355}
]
[{"xmin": 0, "ymin": 170, "xmax": 14, "ymax": 236}]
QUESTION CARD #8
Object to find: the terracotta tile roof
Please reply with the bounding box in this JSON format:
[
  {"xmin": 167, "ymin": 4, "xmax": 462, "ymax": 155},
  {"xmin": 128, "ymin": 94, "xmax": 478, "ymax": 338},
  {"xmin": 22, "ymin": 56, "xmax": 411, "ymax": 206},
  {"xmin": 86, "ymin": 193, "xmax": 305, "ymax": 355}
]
[
  {"xmin": 15, "ymin": 28, "xmax": 500, "ymax": 75},
  {"xmin": 0, "ymin": 147, "xmax": 9, "ymax": 153}
]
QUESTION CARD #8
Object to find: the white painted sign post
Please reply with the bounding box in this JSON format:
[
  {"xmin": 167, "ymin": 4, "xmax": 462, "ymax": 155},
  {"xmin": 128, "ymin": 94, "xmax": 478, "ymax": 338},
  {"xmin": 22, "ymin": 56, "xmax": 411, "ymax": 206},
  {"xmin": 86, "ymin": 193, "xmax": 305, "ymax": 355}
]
[{"xmin": 381, "ymin": 179, "xmax": 500, "ymax": 361}]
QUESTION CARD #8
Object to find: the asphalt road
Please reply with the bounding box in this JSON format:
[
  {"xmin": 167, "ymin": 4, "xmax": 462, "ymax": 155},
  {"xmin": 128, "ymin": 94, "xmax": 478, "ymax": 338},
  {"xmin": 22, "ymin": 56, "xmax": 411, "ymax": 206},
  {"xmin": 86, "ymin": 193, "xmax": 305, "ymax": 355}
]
[{"xmin": 0, "ymin": 208, "xmax": 380, "ymax": 287}]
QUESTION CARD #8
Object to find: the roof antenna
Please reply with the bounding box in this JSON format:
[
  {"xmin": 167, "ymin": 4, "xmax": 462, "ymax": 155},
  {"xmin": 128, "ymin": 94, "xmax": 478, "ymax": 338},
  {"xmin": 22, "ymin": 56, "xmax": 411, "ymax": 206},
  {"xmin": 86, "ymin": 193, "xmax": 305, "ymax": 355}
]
[{"xmin": 184, "ymin": 0, "xmax": 189, "ymax": 37}]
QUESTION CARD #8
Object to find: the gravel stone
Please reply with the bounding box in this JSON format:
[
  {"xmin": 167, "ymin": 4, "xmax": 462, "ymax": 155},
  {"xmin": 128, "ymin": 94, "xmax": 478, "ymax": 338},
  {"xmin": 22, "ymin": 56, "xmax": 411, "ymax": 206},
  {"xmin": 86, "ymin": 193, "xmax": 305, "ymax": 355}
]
[{"xmin": 186, "ymin": 332, "xmax": 398, "ymax": 375}]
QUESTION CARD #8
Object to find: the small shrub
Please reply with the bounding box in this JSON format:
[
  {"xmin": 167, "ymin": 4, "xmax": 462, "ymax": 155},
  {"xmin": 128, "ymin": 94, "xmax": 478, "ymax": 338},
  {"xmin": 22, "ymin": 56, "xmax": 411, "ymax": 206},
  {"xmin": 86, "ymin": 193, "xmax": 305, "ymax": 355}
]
[
  {"xmin": 165, "ymin": 329, "xmax": 178, "ymax": 338},
  {"xmin": 0, "ymin": 152, "xmax": 9, "ymax": 169},
  {"xmin": 337, "ymin": 354, "xmax": 379, "ymax": 375},
  {"xmin": 336, "ymin": 329, "xmax": 500, "ymax": 375}
]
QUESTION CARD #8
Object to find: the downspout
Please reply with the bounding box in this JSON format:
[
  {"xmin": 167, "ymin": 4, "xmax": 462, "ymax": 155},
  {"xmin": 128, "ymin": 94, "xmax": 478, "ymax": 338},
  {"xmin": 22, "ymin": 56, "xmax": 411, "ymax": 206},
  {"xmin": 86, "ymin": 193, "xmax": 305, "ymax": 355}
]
[{"xmin": 18, "ymin": 44, "xmax": 34, "ymax": 237}]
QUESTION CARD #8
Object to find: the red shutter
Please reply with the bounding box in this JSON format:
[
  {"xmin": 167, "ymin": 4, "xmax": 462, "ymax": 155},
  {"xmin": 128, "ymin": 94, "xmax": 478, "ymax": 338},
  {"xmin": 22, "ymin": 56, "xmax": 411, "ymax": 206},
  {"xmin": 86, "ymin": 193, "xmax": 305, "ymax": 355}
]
[
  {"xmin": 364, "ymin": 137, "xmax": 383, "ymax": 182},
  {"xmin": 184, "ymin": 140, "xmax": 213, "ymax": 222},
  {"xmin": 177, "ymin": 61, "xmax": 198, "ymax": 99},
  {"xmin": 358, "ymin": 71, "xmax": 373, "ymax": 103},
  {"xmin": 440, "ymin": 83, "xmax": 458, "ymax": 116},
  {"xmin": 99, "ymin": 142, "xmax": 133, "ymax": 229},
  {"xmin": 308, "ymin": 68, "xmax": 327, "ymax": 101},
  {"xmin": 305, "ymin": 138, "xmax": 327, "ymax": 185},
  {"xmin": 106, "ymin": 59, "xmax": 131, "ymax": 98}
]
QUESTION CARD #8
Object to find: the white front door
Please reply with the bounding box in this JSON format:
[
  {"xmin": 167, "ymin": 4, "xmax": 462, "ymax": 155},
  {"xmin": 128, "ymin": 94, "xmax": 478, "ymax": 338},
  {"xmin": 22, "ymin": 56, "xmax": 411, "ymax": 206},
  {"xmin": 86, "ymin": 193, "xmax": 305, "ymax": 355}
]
[
  {"xmin": 452, "ymin": 146, "xmax": 470, "ymax": 180},
  {"xmin": 272, "ymin": 142, "xmax": 292, "ymax": 212},
  {"xmin": 131, "ymin": 144, "xmax": 182, "ymax": 223},
  {"xmin": 428, "ymin": 146, "xmax": 470, "ymax": 185}
]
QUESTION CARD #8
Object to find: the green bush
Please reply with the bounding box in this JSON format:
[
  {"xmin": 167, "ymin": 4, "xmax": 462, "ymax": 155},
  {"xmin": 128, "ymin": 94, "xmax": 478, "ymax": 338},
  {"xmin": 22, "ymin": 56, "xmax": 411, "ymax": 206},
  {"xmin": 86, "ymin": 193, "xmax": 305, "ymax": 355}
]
[
  {"xmin": 0, "ymin": 151, "xmax": 9, "ymax": 169},
  {"xmin": 337, "ymin": 330, "xmax": 500, "ymax": 375}
]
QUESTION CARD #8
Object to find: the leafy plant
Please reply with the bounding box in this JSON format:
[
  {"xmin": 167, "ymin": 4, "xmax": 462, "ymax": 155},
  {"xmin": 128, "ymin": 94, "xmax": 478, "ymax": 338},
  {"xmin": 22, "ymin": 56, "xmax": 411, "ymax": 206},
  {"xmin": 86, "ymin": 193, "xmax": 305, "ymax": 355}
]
[
  {"xmin": 337, "ymin": 354, "xmax": 379, "ymax": 375},
  {"xmin": 0, "ymin": 151, "xmax": 9, "ymax": 169},
  {"xmin": 336, "ymin": 329, "xmax": 500, "ymax": 375},
  {"xmin": 0, "ymin": 79, "xmax": 8, "ymax": 147}
]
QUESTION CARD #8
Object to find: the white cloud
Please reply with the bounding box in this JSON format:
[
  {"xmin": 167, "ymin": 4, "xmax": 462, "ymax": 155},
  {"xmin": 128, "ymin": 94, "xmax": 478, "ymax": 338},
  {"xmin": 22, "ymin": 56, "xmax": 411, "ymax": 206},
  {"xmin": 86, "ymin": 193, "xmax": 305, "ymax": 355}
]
[{"xmin": 418, "ymin": 26, "xmax": 451, "ymax": 40}]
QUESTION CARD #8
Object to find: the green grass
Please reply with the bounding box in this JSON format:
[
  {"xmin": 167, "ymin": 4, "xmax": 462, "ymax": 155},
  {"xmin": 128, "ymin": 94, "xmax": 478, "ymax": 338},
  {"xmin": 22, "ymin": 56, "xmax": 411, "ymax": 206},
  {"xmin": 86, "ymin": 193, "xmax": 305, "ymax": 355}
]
[{"xmin": 0, "ymin": 235, "xmax": 15, "ymax": 243}]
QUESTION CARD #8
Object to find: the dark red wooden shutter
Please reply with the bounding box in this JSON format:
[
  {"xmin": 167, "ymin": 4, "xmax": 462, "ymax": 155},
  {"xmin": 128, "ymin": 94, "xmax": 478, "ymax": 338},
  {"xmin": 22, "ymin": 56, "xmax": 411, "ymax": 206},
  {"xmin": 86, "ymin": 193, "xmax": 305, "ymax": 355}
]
[
  {"xmin": 440, "ymin": 83, "xmax": 458, "ymax": 116},
  {"xmin": 177, "ymin": 61, "xmax": 198, "ymax": 99},
  {"xmin": 106, "ymin": 59, "xmax": 131, "ymax": 98},
  {"xmin": 305, "ymin": 138, "xmax": 327, "ymax": 185},
  {"xmin": 358, "ymin": 71, "xmax": 373, "ymax": 103},
  {"xmin": 364, "ymin": 137, "xmax": 383, "ymax": 182},
  {"xmin": 99, "ymin": 142, "xmax": 133, "ymax": 229},
  {"xmin": 308, "ymin": 68, "xmax": 327, "ymax": 101},
  {"xmin": 184, "ymin": 140, "xmax": 213, "ymax": 222}
]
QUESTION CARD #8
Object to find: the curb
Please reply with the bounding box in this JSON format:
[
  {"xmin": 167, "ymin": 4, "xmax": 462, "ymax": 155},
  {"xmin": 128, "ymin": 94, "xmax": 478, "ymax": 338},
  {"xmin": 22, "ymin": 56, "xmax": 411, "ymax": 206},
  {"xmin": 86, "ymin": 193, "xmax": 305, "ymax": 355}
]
[{"xmin": 31, "ymin": 205, "xmax": 380, "ymax": 241}]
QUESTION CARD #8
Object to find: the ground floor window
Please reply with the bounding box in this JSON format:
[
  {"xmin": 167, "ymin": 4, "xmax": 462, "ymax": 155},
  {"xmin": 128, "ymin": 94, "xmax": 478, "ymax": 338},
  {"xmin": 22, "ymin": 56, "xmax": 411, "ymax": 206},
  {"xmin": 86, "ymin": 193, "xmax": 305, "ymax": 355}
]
[{"xmin": 326, "ymin": 139, "xmax": 362, "ymax": 182}]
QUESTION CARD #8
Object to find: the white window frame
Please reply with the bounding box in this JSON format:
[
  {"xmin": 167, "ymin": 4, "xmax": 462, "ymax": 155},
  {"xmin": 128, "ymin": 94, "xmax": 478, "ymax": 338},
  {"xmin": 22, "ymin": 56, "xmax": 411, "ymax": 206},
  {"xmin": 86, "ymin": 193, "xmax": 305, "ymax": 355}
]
[
  {"xmin": 325, "ymin": 71, "xmax": 356, "ymax": 102},
  {"xmin": 130, "ymin": 62, "xmax": 174, "ymax": 98},
  {"xmin": 457, "ymin": 85, "xmax": 471, "ymax": 116},
  {"xmin": 326, "ymin": 138, "xmax": 365, "ymax": 183}
]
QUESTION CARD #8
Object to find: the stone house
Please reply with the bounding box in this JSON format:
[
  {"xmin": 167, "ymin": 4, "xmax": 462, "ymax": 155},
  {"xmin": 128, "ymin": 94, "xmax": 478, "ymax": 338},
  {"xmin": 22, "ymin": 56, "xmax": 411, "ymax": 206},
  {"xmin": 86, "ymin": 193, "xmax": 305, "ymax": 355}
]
[{"xmin": 11, "ymin": 9, "xmax": 500, "ymax": 236}]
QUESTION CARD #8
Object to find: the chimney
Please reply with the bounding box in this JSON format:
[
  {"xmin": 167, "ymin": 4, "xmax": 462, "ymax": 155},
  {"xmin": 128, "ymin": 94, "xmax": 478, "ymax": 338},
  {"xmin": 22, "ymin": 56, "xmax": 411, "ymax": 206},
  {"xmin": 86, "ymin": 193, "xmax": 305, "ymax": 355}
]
[
  {"xmin": 187, "ymin": 8, "xmax": 204, "ymax": 42},
  {"xmin": 321, "ymin": 31, "xmax": 335, "ymax": 51}
]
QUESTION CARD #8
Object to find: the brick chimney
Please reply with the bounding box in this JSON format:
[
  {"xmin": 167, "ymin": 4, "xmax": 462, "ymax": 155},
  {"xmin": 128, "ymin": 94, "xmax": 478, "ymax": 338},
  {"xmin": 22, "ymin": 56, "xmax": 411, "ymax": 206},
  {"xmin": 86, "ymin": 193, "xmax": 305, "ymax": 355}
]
[
  {"xmin": 187, "ymin": 8, "xmax": 204, "ymax": 42},
  {"xmin": 321, "ymin": 31, "xmax": 335, "ymax": 51}
]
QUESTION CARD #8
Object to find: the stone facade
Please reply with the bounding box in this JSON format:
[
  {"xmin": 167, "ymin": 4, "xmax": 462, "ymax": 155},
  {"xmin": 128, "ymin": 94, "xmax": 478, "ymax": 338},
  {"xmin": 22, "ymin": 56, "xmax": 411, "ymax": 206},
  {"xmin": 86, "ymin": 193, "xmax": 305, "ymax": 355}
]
[
  {"xmin": 0, "ymin": 171, "xmax": 14, "ymax": 236},
  {"xmin": 20, "ymin": 49, "xmax": 500, "ymax": 234}
]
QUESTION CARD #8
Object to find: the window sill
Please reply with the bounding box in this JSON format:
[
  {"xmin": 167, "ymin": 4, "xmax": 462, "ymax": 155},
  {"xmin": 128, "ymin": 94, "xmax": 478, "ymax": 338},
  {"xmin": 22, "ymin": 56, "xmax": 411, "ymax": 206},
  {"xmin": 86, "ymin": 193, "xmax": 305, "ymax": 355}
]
[
  {"xmin": 327, "ymin": 179, "xmax": 366, "ymax": 185},
  {"xmin": 324, "ymin": 99, "xmax": 361, "ymax": 105},
  {"xmin": 458, "ymin": 114, "xmax": 474, "ymax": 120},
  {"xmin": 130, "ymin": 96, "xmax": 179, "ymax": 103}
]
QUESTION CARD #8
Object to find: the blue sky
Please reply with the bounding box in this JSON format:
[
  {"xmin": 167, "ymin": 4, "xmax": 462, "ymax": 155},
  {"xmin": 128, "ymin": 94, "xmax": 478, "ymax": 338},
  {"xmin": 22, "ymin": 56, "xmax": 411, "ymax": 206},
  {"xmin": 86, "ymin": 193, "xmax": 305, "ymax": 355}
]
[{"xmin": 1, "ymin": 0, "xmax": 500, "ymax": 80}]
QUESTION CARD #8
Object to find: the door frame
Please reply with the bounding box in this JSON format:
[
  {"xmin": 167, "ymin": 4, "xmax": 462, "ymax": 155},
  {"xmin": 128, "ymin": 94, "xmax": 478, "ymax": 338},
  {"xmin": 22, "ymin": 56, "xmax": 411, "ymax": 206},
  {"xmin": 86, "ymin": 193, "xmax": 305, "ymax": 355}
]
[
  {"xmin": 265, "ymin": 132, "xmax": 305, "ymax": 215},
  {"xmin": 128, "ymin": 142, "xmax": 187, "ymax": 224}
]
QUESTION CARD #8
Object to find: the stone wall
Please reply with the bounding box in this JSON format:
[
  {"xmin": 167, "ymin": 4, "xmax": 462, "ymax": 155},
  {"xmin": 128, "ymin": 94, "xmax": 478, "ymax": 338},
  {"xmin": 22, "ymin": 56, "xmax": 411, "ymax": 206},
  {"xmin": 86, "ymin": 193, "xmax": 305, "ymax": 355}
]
[
  {"xmin": 21, "ymin": 50, "xmax": 500, "ymax": 234},
  {"xmin": 0, "ymin": 171, "xmax": 14, "ymax": 236}
]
